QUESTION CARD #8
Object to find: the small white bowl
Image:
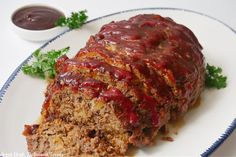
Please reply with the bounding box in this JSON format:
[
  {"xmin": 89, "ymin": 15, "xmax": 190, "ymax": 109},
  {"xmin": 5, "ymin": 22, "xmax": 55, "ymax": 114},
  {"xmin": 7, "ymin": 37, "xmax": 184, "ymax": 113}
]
[{"xmin": 11, "ymin": 4, "xmax": 68, "ymax": 42}]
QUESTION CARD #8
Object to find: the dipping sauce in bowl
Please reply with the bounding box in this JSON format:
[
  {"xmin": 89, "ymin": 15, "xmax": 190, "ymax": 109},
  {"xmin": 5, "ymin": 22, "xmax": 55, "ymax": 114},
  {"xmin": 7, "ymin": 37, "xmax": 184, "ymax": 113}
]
[
  {"xmin": 11, "ymin": 5, "xmax": 67, "ymax": 41},
  {"xmin": 12, "ymin": 6, "xmax": 64, "ymax": 30}
]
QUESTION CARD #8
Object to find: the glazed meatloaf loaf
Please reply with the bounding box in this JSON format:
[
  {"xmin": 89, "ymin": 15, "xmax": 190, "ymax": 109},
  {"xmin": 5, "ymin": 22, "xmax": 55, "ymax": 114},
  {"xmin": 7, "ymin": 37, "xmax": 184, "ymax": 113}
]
[{"xmin": 23, "ymin": 14, "xmax": 205, "ymax": 156}]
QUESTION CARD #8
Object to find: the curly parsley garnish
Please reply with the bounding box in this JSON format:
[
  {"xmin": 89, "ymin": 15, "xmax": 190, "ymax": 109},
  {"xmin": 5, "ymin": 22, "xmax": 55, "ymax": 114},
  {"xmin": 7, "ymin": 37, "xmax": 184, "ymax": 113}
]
[
  {"xmin": 22, "ymin": 47, "xmax": 70, "ymax": 79},
  {"xmin": 55, "ymin": 10, "xmax": 88, "ymax": 29},
  {"xmin": 205, "ymin": 63, "xmax": 227, "ymax": 89}
]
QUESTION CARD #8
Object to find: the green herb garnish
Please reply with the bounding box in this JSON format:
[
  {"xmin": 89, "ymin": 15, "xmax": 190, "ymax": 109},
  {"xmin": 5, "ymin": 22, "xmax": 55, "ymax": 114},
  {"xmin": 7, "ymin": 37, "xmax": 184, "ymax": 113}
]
[
  {"xmin": 22, "ymin": 47, "xmax": 70, "ymax": 79},
  {"xmin": 205, "ymin": 63, "xmax": 227, "ymax": 89},
  {"xmin": 55, "ymin": 10, "xmax": 88, "ymax": 29}
]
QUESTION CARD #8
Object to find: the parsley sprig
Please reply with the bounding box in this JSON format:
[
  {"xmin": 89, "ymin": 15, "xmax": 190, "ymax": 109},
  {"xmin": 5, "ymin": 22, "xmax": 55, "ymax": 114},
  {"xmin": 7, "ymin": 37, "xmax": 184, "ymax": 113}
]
[
  {"xmin": 205, "ymin": 63, "xmax": 227, "ymax": 89},
  {"xmin": 55, "ymin": 10, "xmax": 88, "ymax": 29},
  {"xmin": 22, "ymin": 47, "xmax": 70, "ymax": 79}
]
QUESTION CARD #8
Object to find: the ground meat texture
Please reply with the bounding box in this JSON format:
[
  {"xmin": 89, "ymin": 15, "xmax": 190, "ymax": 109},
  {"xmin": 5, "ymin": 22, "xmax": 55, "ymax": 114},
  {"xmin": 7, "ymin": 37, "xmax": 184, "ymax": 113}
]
[{"xmin": 24, "ymin": 14, "xmax": 205, "ymax": 156}]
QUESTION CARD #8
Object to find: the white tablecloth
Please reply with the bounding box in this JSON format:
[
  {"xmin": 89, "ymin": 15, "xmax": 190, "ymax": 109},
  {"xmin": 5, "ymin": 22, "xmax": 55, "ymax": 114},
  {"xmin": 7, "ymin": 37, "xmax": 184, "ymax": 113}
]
[{"xmin": 0, "ymin": 0, "xmax": 235, "ymax": 156}]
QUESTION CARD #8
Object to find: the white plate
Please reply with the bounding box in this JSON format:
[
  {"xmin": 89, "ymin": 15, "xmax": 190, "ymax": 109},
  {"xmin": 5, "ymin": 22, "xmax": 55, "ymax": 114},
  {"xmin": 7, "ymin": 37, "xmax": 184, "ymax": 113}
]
[{"xmin": 0, "ymin": 8, "xmax": 236, "ymax": 156}]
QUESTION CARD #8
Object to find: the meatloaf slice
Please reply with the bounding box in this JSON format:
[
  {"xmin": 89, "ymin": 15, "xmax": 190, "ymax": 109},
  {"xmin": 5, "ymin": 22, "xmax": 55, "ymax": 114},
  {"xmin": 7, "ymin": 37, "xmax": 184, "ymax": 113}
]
[
  {"xmin": 24, "ymin": 14, "xmax": 205, "ymax": 156},
  {"xmin": 24, "ymin": 73, "xmax": 130, "ymax": 156}
]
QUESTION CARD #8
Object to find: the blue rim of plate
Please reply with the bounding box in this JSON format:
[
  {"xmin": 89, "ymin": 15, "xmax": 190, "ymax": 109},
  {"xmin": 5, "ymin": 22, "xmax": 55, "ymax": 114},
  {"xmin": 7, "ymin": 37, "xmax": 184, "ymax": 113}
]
[{"xmin": 0, "ymin": 7, "xmax": 235, "ymax": 156}]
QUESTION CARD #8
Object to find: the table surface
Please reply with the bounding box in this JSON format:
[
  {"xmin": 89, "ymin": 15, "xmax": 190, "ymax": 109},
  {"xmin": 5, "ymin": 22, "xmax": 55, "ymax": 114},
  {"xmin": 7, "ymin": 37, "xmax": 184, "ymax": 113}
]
[{"xmin": 0, "ymin": 0, "xmax": 235, "ymax": 156}]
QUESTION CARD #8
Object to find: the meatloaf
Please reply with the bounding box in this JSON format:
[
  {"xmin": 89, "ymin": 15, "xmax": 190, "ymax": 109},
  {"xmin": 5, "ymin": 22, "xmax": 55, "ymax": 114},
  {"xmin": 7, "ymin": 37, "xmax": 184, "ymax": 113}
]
[{"xmin": 23, "ymin": 14, "xmax": 205, "ymax": 156}]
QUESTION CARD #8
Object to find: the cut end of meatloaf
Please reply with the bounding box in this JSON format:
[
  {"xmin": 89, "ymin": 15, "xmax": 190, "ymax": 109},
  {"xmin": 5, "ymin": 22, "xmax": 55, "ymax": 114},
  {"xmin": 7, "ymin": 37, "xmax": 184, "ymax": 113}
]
[
  {"xmin": 25, "ymin": 120, "xmax": 129, "ymax": 156},
  {"xmin": 24, "ymin": 83, "xmax": 130, "ymax": 156}
]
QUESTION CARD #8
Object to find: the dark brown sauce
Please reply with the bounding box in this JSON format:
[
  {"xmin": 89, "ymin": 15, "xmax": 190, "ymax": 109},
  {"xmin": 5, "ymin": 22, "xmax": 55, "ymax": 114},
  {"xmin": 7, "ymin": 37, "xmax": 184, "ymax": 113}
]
[{"xmin": 12, "ymin": 6, "xmax": 64, "ymax": 30}]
